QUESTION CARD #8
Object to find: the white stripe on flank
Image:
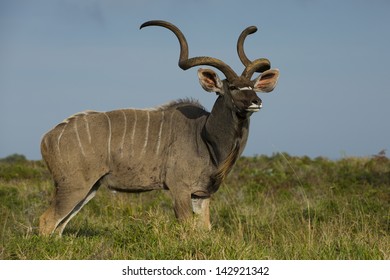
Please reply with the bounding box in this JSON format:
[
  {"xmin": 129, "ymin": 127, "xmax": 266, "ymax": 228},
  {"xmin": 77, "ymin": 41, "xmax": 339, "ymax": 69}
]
[
  {"xmin": 141, "ymin": 111, "xmax": 150, "ymax": 156},
  {"xmin": 43, "ymin": 136, "xmax": 49, "ymax": 151},
  {"xmin": 131, "ymin": 109, "xmax": 137, "ymax": 156},
  {"xmin": 74, "ymin": 118, "xmax": 86, "ymax": 156},
  {"xmin": 156, "ymin": 111, "xmax": 165, "ymax": 155},
  {"xmin": 162, "ymin": 111, "xmax": 174, "ymax": 156},
  {"xmin": 104, "ymin": 113, "xmax": 112, "ymax": 161},
  {"xmin": 57, "ymin": 123, "xmax": 67, "ymax": 157},
  {"xmin": 83, "ymin": 114, "xmax": 92, "ymax": 144},
  {"xmin": 120, "ymin": 110, "xmax": 127, "ymax": 158}
]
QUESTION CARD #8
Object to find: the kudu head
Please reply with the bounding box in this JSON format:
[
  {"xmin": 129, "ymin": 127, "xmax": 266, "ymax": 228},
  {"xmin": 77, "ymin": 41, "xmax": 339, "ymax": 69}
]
[{"xmin": 140, "ymin": 20, "xmax": 279, "ymax": 117}]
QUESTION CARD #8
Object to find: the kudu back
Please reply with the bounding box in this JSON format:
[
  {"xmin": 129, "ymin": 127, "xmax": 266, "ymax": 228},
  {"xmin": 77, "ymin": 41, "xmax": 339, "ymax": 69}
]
[{"xmin": 39, "ymin": 20, "xmax": 279, "ymax": 236}]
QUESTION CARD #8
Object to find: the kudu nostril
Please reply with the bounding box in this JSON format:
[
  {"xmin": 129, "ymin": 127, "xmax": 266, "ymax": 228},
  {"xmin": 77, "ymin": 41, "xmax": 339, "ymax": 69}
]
[{"xmin": 252, "ymin": 98, "xmax": 262, "ymax": 105}]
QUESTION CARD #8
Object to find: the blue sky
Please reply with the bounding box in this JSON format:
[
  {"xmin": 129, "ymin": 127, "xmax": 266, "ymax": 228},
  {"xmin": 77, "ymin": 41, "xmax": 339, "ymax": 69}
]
[{"xmin": 1, "ymin": 0, "xmax": 389, "ymax": 160}]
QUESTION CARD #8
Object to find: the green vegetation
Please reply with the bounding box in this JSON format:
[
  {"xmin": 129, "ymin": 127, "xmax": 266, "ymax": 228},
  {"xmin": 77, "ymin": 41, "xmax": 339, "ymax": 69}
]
[{"xmin": 0, "ymin": 153, "xmax": 389, "ymax": 259}]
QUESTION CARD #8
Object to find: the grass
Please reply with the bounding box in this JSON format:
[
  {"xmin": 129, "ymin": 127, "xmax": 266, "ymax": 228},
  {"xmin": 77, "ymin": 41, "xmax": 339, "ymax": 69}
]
[{"xmin": 0, "ymin": 153, "xmax": 389, "ymax": 259}]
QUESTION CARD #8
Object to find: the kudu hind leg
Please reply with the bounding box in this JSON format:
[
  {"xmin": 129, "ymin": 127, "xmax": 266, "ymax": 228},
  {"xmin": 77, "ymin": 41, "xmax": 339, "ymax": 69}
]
[
  {"xmin": 39, "ymin": 182, "xmax": 100, "ymax": 236},
  {"xmin": 39, "ymin": 205, "xmax": 58, "ymax": 236},
  {"xmin": 55, "ymin": 185, "xmax": 99, "ymax": 235}
]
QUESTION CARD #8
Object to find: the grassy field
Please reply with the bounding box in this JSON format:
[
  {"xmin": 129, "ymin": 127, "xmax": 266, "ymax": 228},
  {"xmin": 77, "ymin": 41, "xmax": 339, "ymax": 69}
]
[{"xmin": 0, "ymin": 153, "xmax": 389, "ymax": 259}]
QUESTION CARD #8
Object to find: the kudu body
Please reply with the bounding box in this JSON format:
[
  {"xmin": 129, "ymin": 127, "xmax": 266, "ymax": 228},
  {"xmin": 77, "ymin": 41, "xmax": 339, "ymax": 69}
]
[{"xmin": 39, "ymin": 20, "xmax": 279, "ymax": 235}]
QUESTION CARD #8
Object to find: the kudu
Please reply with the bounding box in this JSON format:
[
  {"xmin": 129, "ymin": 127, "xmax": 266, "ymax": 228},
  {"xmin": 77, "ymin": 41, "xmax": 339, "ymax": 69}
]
[{"xmin": 39, "ymin": 20, "xmax": 279, "ymax": 236}]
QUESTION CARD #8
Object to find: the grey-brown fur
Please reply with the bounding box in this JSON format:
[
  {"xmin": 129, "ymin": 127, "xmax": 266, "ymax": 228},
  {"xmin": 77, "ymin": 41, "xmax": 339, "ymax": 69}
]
[{"xmin": 39, "ymin": 21, "xmax": 279, "ymax": 235}]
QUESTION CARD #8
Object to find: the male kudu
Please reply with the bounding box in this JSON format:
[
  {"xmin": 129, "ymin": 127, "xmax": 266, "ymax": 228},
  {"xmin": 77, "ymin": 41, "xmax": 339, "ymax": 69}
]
[{"xmin": 39, "ymin": 20, "xmax": 279, "ymax": 235}]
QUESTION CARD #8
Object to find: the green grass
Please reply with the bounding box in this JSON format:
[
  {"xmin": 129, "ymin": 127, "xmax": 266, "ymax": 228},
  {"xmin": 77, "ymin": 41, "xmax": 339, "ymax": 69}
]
[{"xmin": 0, "ymin": 153, "xmax": 389, "ymax": 259}]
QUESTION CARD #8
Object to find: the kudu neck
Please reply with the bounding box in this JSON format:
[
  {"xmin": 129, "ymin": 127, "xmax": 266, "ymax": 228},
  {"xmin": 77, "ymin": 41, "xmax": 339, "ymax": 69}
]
[{"xmin": 204, "ymin": 95, "xmax": 250, "ymax": 166}]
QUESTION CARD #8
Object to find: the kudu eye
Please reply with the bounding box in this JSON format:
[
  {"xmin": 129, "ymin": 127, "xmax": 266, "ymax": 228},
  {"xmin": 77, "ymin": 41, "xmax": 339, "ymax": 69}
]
[{"xmin": 229, "ymin": 85, "xmax": 239, "ymax": 91}]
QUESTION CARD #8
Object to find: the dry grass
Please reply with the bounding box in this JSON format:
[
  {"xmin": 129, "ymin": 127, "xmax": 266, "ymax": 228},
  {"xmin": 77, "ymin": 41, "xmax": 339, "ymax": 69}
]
[{"xmin": 0, "ymin": 153, "xmax": 389, "ymax": 259}]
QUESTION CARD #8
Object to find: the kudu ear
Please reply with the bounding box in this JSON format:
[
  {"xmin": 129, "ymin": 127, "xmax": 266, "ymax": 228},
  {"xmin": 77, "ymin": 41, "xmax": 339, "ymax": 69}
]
[
  {"xmin": 197, "ymin": 68, "xmax": 224, "ymax": 94},
  {"xmin": 253, "ymin": 69, "xmax": 280, "ymax": 93}
]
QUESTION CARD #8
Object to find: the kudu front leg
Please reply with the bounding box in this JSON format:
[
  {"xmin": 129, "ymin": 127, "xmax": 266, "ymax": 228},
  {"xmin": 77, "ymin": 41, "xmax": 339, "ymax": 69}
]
[
  {"xmin": 172, "ymin": 192, "xmax": 211, "ymax": 230},
  {"xmin": 191, "ymin": 196, "xmax": 211, "ymax": 230},
  {"xmin": 173, "ymin": 192, "xmax": 193, "ymax": 222}
]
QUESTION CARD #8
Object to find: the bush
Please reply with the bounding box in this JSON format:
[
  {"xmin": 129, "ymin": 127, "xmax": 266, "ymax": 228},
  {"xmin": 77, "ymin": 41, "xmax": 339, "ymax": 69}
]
[{"xmin": 0, "ymin": 154, "xmax": 48, "ymax": 181}]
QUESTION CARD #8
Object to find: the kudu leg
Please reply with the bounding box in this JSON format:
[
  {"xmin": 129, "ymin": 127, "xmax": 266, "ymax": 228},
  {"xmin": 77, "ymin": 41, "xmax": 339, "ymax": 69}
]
[
  {"xmin": 55, "ymin": 186, "xmax": 99, "ymax": 236},
  {"xmin": 191, "ymin": 196, "xmax": 211, "ymax": 230},
  {"xmin": 39, "ymin": 181, "xmax": 100, "ymax": 236},
  {"xmin": 172, "ymin": 191, "xmax": 211, "ymax": 230},
  {"xmin": 173, "ymin": 192, "xmax": 193, "ymax": 222},
  {"xmin": 39, "ymin": 206, "xmax": 58, "ymax": 236}
]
